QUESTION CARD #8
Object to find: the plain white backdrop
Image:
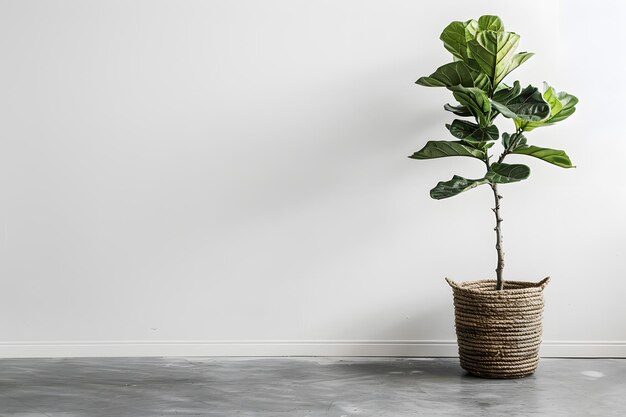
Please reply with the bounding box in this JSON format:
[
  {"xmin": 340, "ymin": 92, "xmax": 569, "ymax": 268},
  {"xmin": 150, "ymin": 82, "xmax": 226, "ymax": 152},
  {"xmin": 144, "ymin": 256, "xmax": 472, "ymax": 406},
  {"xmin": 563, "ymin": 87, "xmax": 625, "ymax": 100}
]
[{"xmin": 0, "ymin": 0, "xmax": 624, "ymax": 357}]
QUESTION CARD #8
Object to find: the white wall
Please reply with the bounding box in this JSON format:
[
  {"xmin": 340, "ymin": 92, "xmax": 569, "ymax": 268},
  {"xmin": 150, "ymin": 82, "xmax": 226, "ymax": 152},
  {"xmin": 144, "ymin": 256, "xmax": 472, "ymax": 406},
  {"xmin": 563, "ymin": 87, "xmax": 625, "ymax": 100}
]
[{"xmin": 0, "ymin": 0, "xmax": 624, "ymax": 358}]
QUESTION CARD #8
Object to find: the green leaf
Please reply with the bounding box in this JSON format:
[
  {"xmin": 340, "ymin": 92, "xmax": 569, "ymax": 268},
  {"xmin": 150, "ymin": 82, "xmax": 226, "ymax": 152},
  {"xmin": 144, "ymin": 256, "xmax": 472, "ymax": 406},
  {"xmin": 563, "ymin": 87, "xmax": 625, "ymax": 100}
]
[
  {"xmin": 503, "ymin": 52, "xmax": 534, "ymax": 79},
  {"xmin": 477, "ymin": 15, "xmax": 505, "ymax": 32},
  {"xmin": 502, "ymin": 132, "xmax": 513, "ymax": 149},
  {"xmin": 518, "ymin": 84, "xmax": 578, "ymax": 131},
  {"xmin": 491, "ymin": 84, "xmax": 550, "ymax": 121},
  {"xmin": 448, "ymin": 85, "xmax": 491, "ymax": 127},
  {"xmin": 493, "ymin": 81, "xmax": 522, "ymax": 103},
  {"xmin": 409, "ymin": 140, "xmax": 486, "ymax": 160},
  {"xmin": 444, "ymin": 103, "xmax": 472, "ymax": 117},
  {"xmin": 542, "ymin": 84, "xmax": 564, "ymax": 116},
  {"xmin": 486, "ymin": 162, "xmax": 531, "ymax": 184},
  {"xmin": 430, "ymin": 175, "xmax": 489, "ymax": 200},
  {"xmin": 440, "ymin": 19, "xmax": 479, "ymax": 64},
  {"xmin": 502, "ymin": 132, "xmax": 527, "ymax": 150},
  {"xmin": 511, "ymin": 145, "xmax": 575, "ymax": 168},
  {"xmin": 416, "ymin": 61, "xmax": 489, "ymax": 91},
  {"xmin": 551, "ymin": 90, "xmax": 578, "ymax": 123},
  {"xmin": 429, "ymin": 162, "xmax": 531, "ymax": 200},
  {"xmin": 468, "ymin": 30, "xmax": 520, "ymax": 87},
  {"xmin": 446, "ymin": 119, "xmax": 499, "ymax": 144}
]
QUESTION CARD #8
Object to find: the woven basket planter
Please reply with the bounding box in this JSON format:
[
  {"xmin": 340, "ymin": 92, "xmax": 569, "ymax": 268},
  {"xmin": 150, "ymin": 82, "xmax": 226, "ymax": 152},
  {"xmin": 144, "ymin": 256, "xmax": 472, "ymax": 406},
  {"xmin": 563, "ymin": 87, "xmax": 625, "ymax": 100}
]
[{"xmin": 446, "ymin": 277, "xmax": 550, "ymax": 379}]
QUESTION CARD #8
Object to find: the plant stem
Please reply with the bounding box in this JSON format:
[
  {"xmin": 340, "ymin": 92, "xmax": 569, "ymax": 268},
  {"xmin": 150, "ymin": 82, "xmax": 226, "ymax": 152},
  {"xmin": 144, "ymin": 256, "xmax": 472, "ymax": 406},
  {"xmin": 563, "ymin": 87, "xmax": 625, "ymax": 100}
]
[
  {"xmin": 483, "ymin": 127, "xmax": 526, "ymax": 290},
  {"xmin": 482, "ymin": 156, "xmax": 505, "ymax": 290},
  {"xmin": 491, "ymin": 183, "xmax": 505, "ymax": 290},
  {"xmin": 484, "ymin": 156, "xmax": 506, "ymax": 291}
]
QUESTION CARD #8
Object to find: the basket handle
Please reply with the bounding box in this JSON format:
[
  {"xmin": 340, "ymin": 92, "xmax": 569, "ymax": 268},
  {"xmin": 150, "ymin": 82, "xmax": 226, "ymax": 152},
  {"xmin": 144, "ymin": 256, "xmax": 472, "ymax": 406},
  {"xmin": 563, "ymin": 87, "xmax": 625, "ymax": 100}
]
[
  {"xmin": 445, "ymin": 277, "xmax": 460, "ymax": 289},
  {"xmin": 537, "ymin": 276, "xmax": 551, "ymax": 290}
]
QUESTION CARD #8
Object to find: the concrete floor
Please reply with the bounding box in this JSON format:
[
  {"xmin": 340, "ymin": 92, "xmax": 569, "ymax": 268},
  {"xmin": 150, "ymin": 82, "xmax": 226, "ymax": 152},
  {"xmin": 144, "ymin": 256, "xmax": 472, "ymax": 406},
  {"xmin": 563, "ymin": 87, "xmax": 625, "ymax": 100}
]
[{"xmin": 0, "ymin": 357, "xmax": 624, "ymax": 416}]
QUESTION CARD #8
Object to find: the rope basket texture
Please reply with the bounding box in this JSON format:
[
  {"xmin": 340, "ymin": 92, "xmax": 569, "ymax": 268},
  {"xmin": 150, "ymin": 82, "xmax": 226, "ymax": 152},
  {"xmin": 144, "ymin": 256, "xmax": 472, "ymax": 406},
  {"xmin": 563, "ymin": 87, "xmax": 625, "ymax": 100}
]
[{"xmin": 446, "ymin": 277, "xmax": 550, "ymax": 379}]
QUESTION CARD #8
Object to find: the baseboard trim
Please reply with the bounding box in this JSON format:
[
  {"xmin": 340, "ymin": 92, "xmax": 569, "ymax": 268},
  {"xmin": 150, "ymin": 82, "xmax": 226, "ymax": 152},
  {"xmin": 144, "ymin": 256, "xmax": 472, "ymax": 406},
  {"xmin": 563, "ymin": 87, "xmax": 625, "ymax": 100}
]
[
  {"xmin": 0, "ymin": 340, "xmax": 456, "ymax": 358},
  {"xmin": 0, "ymin": 340, "xmax": 624, "ymax": 358}
]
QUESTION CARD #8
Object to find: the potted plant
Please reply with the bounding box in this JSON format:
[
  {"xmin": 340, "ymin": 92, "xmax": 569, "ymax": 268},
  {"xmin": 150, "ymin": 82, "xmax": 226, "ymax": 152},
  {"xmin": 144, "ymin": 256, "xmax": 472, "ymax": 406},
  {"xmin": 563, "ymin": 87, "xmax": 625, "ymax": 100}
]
[{"xmin": 411, "ymin": 15, "xmax": 578, "ymax": 378}]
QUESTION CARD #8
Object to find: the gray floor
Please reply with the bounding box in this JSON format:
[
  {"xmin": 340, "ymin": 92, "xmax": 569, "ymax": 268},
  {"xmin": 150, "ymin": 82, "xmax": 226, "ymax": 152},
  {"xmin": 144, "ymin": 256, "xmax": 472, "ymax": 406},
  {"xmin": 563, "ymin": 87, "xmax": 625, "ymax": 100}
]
[{"xmin": 0, "ymin": 357, "xmax": 624, "ymax": 416}]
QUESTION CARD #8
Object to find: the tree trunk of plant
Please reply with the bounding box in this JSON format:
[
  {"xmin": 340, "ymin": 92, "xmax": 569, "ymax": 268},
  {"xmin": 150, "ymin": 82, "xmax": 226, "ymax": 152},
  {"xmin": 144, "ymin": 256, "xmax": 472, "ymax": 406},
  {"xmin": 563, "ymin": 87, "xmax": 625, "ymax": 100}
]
[{"xmin": 491, "ymin": 183, "xmax": 505, "ymax": 290}]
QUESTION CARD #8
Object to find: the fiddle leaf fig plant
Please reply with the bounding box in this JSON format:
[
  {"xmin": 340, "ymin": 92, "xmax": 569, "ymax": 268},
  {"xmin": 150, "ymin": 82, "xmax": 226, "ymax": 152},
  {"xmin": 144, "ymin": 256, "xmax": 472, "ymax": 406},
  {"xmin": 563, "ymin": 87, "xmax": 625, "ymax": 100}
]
[{"xmin": 410, "ymin": 15, "xmax": 578, "ymax": 290}]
